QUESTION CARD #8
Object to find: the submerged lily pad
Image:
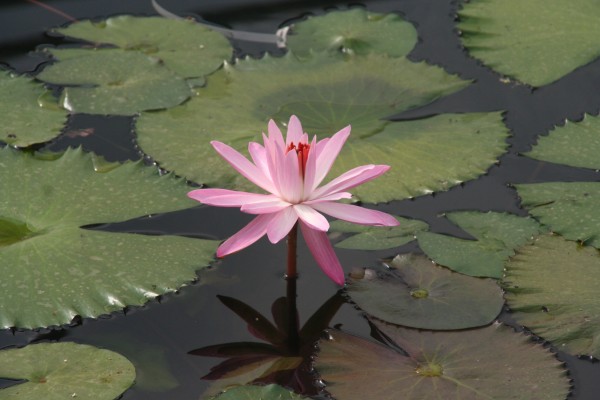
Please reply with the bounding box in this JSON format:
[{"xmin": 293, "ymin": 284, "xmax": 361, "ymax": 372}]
[
  {"xmin": 417, "ymin": 211, "xmax": 543, "ymax": 278},
  {"xmin": 516, "ymin": 182, "xmax": 600, "ymax": 248},
  {"xmin": 0, "ymin": 147, "xmax": 217, "ymax": 328},
  {"xmin": 286, "ymin": 8, "xmax": 418, "ymax": 58},
  {"xmin": 459, "ymin": 0, "xmax": 600, "ymax": 86},
  {"xmin": 316, "ymin": 322, "xmax": 569, "ymax": 400},
  {"xmin": 347, "ymin": 254, "xmax": 503, "ymax": 330},
  {"xmin": 525, "ymin": 114, "xmax": 600, "ymax": 170},
  {"xmin": 504, "ymin": 234, "xmax": 600, "ymax": 357},
  {"xmin": 0, "ymin": 71, "xmax": 66, "ymax": 147},
  {"xmin": 208, "ymin": 384, "xmax": 306, "ymax": 400},
  {"xmin": 331, "ymin": 216, "xmax": 428, "ymax": 250},
  {"xmin": 37, "ymin": 49, "xmax": 191, "ymax": 115},
  {"xmin": 137, "ymin": 53, "xmax": 507, "ymax": 202},
  {"xmin": 0, "ymin": 342, "xmax": 135, "ymax": 399},
  {"xmin": 52, "ymin": 15, "xmax": 232, "ymax": 78}
]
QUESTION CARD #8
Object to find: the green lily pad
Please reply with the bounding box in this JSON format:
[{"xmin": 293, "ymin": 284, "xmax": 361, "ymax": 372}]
[
  {"xmin": 417, "ymin": 211, "xmax": 543, "ymax": 278},
  {"xmin": 516, "ymin": 182, "xmax": 600, "ymax": 248},
  {"xmin": 52, "ymin": 15, "xmax": 232, "ymax": 78},
  {"xmin": 37, "ymin": 49, "xmax": 191, "ymax": 115},
  {"xmin": 504, "ymin": 234, "xmax": 600, "ymax": 357},
  {"xmin": 458, "ymin": 0, "xmax": 600, "ymax": 87},
  {"xmin": 0, "ymin": 342, "xmax": 135, "ymax": 399},
  {"xmin": 137, "ymin": 53, "xmax": 508, "ymax": 202},
  {"xmin": 347, "ymin": 253, "xmax": 503, "ymax": 330},
  {"xmin": 208, "ymin": 384, "xmax": 306, "ymax": 400},
  {"xmin": 0, "ymin": 147, "xmax": 217, "ymax": 328},
  {"xmin": 0, "ymin": 71, "xmax": 66, "ymax": 147},
  {"xmin": 525, "ymin": 114, "xmax": 600, "ymax": 170},
  {"xmin": 286, "ymin": 8, "xmax": 418, "ymax": 58},
  {"xmin": 330, "ymin": 216, "xmax": 428, "ymax": 250},
  {"xmin": 315, "ymin": 322, "xmax": 569, "ymax": 400}
]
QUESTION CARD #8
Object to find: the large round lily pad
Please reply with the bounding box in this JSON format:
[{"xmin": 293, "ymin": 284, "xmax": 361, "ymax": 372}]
[
  {"xmin": 331, "ymin": 216, "xmax": 428, "ymax": 250},
  {"xmin": 458, "ymin": 0, "xmax": 600, "ymax": 87},
  {"xmin": 504, "ymin": 234, "xmax": 600, "ymax": 357},
  {"xmin": 136, "ymin": 53, "xmax": 508, "ymax": 202},
  {"xmin": 0, "ymin": 147, "xmax": 217, "ymax": 328},
  {"xmin": 286, "ymin": 8, "xmax": 418, "ymax": 58},
  {"xmin": 417, "ymin": 211, "xmax": 543, "ymax": 278},
  {"xmin": 52, "ymin": 15, "xmax": 232, "ymax": 78},
  {"xmin": 0, "ymin": 71, "xmax": 66, "ymax": 147},
  {"xmin": 347, "ymin": 254, "xmax": 504, "ymax": 330},
  {"xmin": 516, "ymin": 182, "xmax": 600, "ymax": 248},
  {"xmin": 525, "ymin": 114, "xmax": 600, "ymax": 170},
  {"xmin": 37, "ymin": 49, "xmax": 191, "ymax": 116},
  {"xmin": 315, "ymin": 322, "xmax": 569, "ymax": 400},
  {"xmin": 0, "ymin": 342, "xmax": 135, "ymax": 399}
]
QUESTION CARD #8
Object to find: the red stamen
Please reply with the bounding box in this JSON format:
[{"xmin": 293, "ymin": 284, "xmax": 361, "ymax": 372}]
[{"xmin": 286, "ymin": 142, "xmax": 311, "ymax": 178}]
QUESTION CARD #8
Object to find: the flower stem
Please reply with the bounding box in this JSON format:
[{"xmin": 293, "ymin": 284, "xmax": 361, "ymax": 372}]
[
  {"xmin": 286, "ymin": 223, "xmax": 298, "ymax": 279},
  {"xmin": 286, "ymin": 223, "xmax": 299, "ymax": 354}
]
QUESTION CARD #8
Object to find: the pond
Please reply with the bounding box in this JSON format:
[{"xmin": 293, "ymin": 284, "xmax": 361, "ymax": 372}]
[{"xmin": 1, "ymin": 0, "xmax": 600, "ymax": 399}]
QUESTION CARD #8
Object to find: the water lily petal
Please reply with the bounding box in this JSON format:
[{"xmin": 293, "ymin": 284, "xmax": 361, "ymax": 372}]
[
  {"xmin": 303, "ymin": 192, "xmax": 352, "ymax": 204},
  {"xmin": 277, "ymin": 150, "xmax": 303, "ymax": 203},
  {"xmin": 267, "ymin": 119, "xmax": 285, "ymax": 149},
  {"xmin": 248, "ymin": 142, "xmax": 274, "ymax": 187},
  {"xmin": 286, "ymin": 115, "xmax": 303, "ymax": 146},
  {"xmin": 300, "ymin": 222, "xmax": 345, "ymax": 286},
  {"xmin": 266, "ymin": 207, "xmax": 298, "ymax": 244},
  {"xmin": 303, "ymin": 136, "xmax": 318, "ymax": 198},
  {"xmin": 311, "ymin": 202, "xmax": 400, "ymax": 226},
  {"xmin": 188, "ymin": 188, "xmax": 272, "ymax": 207},
  {"xmin": 217, "ymin": 214, "xmax": 276, "ymax": 257},
  {"xmin": 211, "ymin": 141, "xmax": 274, "ymax": 193},
  {"xmin": 311, "ymin": 164, "xmax": 390, "ymax": 200},
  {"xmin": 293, "ymin": 204, "xmax": 329, "ymax": 231},
  {"xmin": 313, "ymin": 125, "xmax": 351, "ymax": 190},
  {"xmin": 241, "ymin": 198, "xmax": 291, "ymax": 214}
]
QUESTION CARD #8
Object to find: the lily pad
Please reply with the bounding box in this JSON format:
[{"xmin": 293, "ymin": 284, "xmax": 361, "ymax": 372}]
[
  {"xmin": 458, "ymin": 0, "xmax": 600, "ymax": 86},
  {"xmin": 417, "ymin": 211, "xmax": 543, "ymax": 278},
  {"xmin": 0, "ymin": 71, "xmax": 66, "ymax": 147},
  {"xmin": 37, "ymin": 49, "xmax": 191, "ymax": 115},
  {"xmin": 331, "ymin": 216, "xmax": 428, "ymax": 250},
  {"xmin": 516, "ymin": 182, "xmax": 600, "ymax": 248},
  {"xmin": 347, "ymin": 254, "xmax": 504, "ymax": 330},
  {"xmin": 52, "ymin": 15, "xmax": 232, "ymax": 78},
  {"xmin": 525, "ymin": 114, "xmax": 600, "ymax": 170},
  {"xmin": 286, "ymin": 8, "xmax": 418, "ymax": 58},
  {"xmin": 315, "ymin": 322, "xmax": 569, "ymax": 400},
  {"xmin": 0, "ymin": 147, "xmax": 217, "ymax": 328},
  {"xmin": 137, "ymin": 53, "xmax": 508, "ymax": 202},
  {"xmin": 208, "ymin": 384, "xmax": 306, "ymax": 400},
  {"xmin": 504, "ymin": 234, "xmax": 600, "ymax": 357},
  {"xmin": 0, "ymin": 342, "xmax": 135, "ymax": 399}
]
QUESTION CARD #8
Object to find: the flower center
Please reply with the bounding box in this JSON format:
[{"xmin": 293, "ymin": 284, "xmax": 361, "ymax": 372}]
[{"xmin": 286, "ymin": 142, "xmax": 311, "ymax": 178}]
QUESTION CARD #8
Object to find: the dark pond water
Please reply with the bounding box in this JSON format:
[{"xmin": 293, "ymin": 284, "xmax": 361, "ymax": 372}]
[{"xmin": 1, "ymin": 0, "xmax": 600, "ymax": 398}]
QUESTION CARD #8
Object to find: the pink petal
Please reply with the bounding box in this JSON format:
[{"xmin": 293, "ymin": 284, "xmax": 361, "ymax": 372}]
[
  {"xmin": 248, "ymin": 142, "xmax": 273, "ymax": 185},
  {"xmin": 300, "ymin": 221, "xmax": 345, "ymax": 286},
  {"xmin": 263, "ymin": 132, "xmax": 285, "ymax": 195},
  {"xmin": 216, "ymin": 214, "xmax": 275, "ymax": 257},
  {"xmin": 241, "ymin": 198, "xmax": 291, "ymax": 214},
  {"xmin": 311, "ymin": 202, "xmax": 400, "ymax": 226},
  {"xmin": 302, "ymin": 136, "xmax": 318, "ymax": 199},
  {"xmin": 293, "ymin": 204, "xmax": 329, "ymax": 231},
  {"xmin": 303, "ymin": 192, "xmax": 352, "ymax": 204},
  {"xmin": 267, "ymin": 119, "xmax": 285, "ymax": 149},
  {"xmin": 188, "ymin": 188, "xmax": 273, "ymax": 207},
  {"xmin": 311, "ymin": 164, "xmax": 390, "ymax": 200},
  {"xmin": 266, "ymin": 207, "xmax": 298, "ymax": 243},
  {"xmin": 276, "ymin": 149, "xmax": 303, "ymax": 203},
  {"xmin": 286, "ymin": 115, "xmax": 303, "ymax": 146},
  {"xmin": 211, "ymin": 141, "xmax": 275, "ymax": 194},
  {"xmin": 312, "ymin": 125, "xmax": 351, "ymax": 191}
]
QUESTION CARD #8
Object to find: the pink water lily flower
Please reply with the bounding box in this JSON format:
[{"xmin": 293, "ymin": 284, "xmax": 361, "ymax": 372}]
[{"xmin": 188, "ymin": 115, "xmax": 399, "ymax": 285}]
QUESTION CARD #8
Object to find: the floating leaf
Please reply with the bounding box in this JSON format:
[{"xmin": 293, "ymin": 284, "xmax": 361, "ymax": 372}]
[
  {"xmin": 0, "ymin": 147, "xmax": 217, "ymax": 328},
  {"xmin": 331, "ymin": 216, "xmax": 428, "ymax": 250},
  {"xmin": 37, "ymin": 49, "xmax": 191, "ymax": 115},
  {"xmin": 417, "ymin": 211, "xmax": 543, "ymax": 278},
  {"xmin": 0, "ymin": 71, "xmax": 66, "ymax": 147},
  {"xmin": 286, "ymin": 8, "xmax": 417, "ymax": 58},
  {"xmin": 52, "ymin": 15, "xmax": 232, "ymax": 78},
  {"xmin": 525, "ymin": 114, "xmax": 600, "ymax": 170},
  {"xmin": 0, "ymin": 342, "xmax": 135, "ymax": 399},
  {"xmin": 208, "ymin": 384, "xmax": 306, "ymax": 400},
  {"xmin": 347, "ymin": 254, "xmax": 503, "ymax": 330},
  {"xmin": 458, "ymin": 0, "xmax": 600, "ymax": 86},
  {"xmin": 516, "ymin": 182, "xmax": 600, "ymax": 248},
  {"xmin": 505, "ymin": 234, "xmax": 600, "ymax": 357},
  {"xmin": 136, "ymin": 54, "xmax": 508, "ymax": 202},
  {"xmin": 316, "ymin": 322, "xmax": 569, "ymax": 400}
]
